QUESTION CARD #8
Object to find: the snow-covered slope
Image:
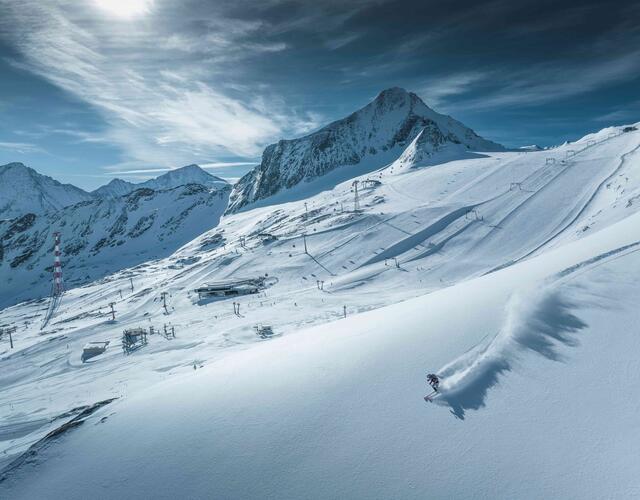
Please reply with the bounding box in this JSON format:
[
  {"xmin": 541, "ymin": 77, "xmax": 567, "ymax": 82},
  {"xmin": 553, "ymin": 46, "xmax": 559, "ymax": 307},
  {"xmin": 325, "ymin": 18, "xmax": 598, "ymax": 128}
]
[
  {"xmin": 0, "ymin": 183, "xmax": 230, "ymax": 307},
  {"xmin": 227, "ymin": 87, "xmax": 503, "ymax": 213},
  {"xmin": 3, "ymin": 211, "xmax": 640, "ymax": 499},
  {"xmin": 0, "ymin": 163, "xmax": 92, "ymax": 219},
  {"xmin": 1, "ymin": 123, "xmax": 639, "ymax": 498}
]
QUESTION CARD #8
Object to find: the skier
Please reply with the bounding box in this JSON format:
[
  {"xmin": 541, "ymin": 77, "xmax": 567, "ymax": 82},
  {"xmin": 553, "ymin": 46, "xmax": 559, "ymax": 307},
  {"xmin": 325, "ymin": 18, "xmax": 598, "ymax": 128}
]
[
  {"xmin": 424, "ymin": 373, "xmax": 440, "ymax": 402},
  {"xmin": 427, "ymin": 373, "xmax": 440, "ymax": 392}
]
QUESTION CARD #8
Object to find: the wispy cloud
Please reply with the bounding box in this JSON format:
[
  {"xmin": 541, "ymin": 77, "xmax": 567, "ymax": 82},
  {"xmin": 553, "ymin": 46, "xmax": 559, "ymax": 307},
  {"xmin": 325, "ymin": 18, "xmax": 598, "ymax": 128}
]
[
  {"xmin": 442, "ymin": 48, "xmax": 640, "ymax": 112},
  {"xmin": 418, "ymin": 71, "xmax": 490, "ymax": 107},
  {"xmin": 200, "ymin": 161, "xmax": 258, "ymax": 169},
  {"xmin": 324, "ymin": 33, "xmax": 360, "ymax": 50},
  {"xmin": 113, "ymin": 162, "xmax": 257, "ymax": 175},
  {"xmin": 0, "ymin": 141, "xmax": 44, "ymax": 154},
  {"xmin": 0, "ymin": 1, "xmax": 320, "ymax": 173},
  {"xmin": 594, "ymin": 100, "xmax": 640, "ymax": 123}
]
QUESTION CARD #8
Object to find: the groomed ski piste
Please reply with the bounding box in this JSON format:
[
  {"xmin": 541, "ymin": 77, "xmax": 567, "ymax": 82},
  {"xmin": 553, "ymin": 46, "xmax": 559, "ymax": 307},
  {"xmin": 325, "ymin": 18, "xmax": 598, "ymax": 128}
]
[{"xmin": 1, "ymin": 124, "xmax": 640, "ymax": 498}]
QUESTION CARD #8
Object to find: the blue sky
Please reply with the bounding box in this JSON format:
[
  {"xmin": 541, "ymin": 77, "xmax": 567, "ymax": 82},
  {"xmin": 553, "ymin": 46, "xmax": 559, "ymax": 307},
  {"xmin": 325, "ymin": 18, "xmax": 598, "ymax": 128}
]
[{"xmin": 0, "ymin": 0, "xmax": 639, "ymax": 190}]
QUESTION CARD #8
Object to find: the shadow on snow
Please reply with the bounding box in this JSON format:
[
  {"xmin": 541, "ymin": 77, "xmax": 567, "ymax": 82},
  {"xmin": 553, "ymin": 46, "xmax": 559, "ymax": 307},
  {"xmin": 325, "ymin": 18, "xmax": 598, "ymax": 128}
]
[{"xmin": 435, "ymin": 288, "xmax": 587, "ymax": 419}]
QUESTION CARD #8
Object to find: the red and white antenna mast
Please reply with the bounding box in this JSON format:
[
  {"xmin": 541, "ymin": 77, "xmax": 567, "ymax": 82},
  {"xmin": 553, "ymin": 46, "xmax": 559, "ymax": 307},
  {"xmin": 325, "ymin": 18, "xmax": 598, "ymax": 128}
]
[{"xmin": 52, "ymin": 231, "xmax": 64, "ymax": 296}]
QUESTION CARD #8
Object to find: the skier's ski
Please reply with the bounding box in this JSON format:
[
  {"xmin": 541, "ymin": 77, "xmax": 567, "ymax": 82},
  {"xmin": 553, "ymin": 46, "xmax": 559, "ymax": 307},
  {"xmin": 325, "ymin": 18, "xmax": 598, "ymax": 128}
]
[{"xmin": 423, "ymin": 391, "xmax": 438, "ymax": 402}]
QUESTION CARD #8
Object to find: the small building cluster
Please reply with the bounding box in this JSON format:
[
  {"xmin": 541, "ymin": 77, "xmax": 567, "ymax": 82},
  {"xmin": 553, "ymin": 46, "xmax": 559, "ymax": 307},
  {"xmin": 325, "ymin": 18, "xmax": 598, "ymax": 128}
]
[
  {"xmin": 257, "ymin": 233, "xmax": 278, "ymax": 244},
  {"xmin": 82, "ymin": 341, "xmax": 110, "ymax": 362},
  {"xmin": 254, "ymin": 324, "xmax": 275, "ymax": 339},
  {"xmin": 361, "ymin": 179, "xmax": 382, "ymax": 188},
  {"xmin": 122, "ymin": 328, "xmax": 148, "ymax": 354},
  {"xmin": 194, "ymin": 277, "xmax": 266, "ymax": 299}
]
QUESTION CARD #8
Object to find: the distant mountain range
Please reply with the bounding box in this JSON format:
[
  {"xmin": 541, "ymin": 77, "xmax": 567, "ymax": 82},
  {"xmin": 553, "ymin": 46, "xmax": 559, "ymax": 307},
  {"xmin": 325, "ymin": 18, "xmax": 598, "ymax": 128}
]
[
  {"xmin": 0, "ymin": 182, "xmax": 230, "ymax": 307},
  {"xmin": 91, "ymin": 164, "xmax": 228, "ymax": 198},
  {"xmin": 0, "ymin": 163, "xmax": 231, "ymax": 306},
  {"xmin": 0, "ymin": 163, "xmax": 228, "ymax": 219}
]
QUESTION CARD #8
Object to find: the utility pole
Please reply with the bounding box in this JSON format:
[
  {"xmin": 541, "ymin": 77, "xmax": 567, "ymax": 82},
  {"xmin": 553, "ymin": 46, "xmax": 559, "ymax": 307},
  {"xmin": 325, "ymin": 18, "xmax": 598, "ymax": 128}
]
[
  {"xmin": 160, "ymin": 292, "xmax": 169, "ymax": 314},
  {"xmin": 303, "ymin": 233, "xmax": 308, "ymax": 254},
  {"xmin": 352, "ymin": 180, "xmax": 360, "ymax": 212},
  {"xmin": 109, "ymin": 302, "xmax": 116, "ymax": 321},
  {"xmin": 51, "ymin": 232, "xmax": 64, "ymax": 297},
  {"xmin": 1, "ymin": 326, "xmax": 16, "ymax": 349},
  {"xmin": 130, "ymin": 277, "xmax": 134, "ymax": 292}
]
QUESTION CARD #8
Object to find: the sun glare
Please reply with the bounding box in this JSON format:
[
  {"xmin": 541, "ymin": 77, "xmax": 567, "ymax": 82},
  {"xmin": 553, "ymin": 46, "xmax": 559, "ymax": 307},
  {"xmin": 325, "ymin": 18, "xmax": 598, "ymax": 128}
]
[{"xmin": 93, "ymin": 0, "xmax": 153, "ymax": 19}]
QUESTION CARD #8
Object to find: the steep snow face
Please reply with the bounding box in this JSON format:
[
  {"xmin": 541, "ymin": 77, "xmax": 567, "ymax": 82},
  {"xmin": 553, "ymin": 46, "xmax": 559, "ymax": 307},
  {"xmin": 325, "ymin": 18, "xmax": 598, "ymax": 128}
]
[
  {"xmin": 0, "ymin": 163, "xmax": 92, "ymax": 219},
  {"xmin": 0, "ymin": 184, "xmax": 230, "ymax": 307},
  {"xmin": 91, "ymin": 165, "xmax": 228, "ymax": 198},
  {"xmin": 227, "ymin": 87, "xmax": 503, "ymax": 213},
  {"xmin": 389, "ymin": 126, "xmax": 492, "ymax": 172}
]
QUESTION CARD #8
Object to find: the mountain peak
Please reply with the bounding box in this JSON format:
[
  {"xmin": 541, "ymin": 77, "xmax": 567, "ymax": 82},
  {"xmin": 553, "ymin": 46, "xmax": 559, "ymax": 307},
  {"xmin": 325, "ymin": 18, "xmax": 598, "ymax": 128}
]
[
  {"xmin": 373, "ymin": 87, "xmax": 429, "ymax": 111},
  {"xmin": 376, "ymin": 87, "xmax": 410, "ymax": 99},
  {"xmin": 0, "ymin": 161, "xmax": 28, "ymax": 170},
  {"xmin": 91, "ymin": 164, "xmax": 229, "ymax": 199},
  {"xmin": 0, "ymin": 162, "xmax": 91, "ymax": 219},
  {"xmin": 168, "ymin": 164, "xmax": 203, "ymax": 174},
  {"xmin": 152, "ymin": 164, "xmax": 227, "ymax": 186},
  {"xmin": 227, "ymin": 87, "xmax": 503, "ymax": 213},
  {"xmin": 101, "ymin": 178, "xmax": 131, "ymax": 187},
  {"xmin": 91, "ymin": 178, "xmax": 135, "ymax": 198},
  {"xmin": 0, "ymin": 162, "xmax": 37, "ymax": 178}
]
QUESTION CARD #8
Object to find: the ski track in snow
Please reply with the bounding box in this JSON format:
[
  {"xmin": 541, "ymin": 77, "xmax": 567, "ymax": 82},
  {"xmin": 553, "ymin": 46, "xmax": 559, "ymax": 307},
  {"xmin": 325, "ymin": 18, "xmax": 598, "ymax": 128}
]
[
  {"xmin": 519, "ymin": 142, "xmax": 640, "ymax": 260},
  {"xmin": 435, "ymin": 285, "xmax": 586, "ymax": 419},
  {"xmin": 434, "ymin": 238, "xmax": 640, "ymax": 419}
]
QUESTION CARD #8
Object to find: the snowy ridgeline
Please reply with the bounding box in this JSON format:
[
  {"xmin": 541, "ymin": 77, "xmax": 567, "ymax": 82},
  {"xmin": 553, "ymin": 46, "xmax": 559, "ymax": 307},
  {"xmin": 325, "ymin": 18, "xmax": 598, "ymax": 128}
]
[
  {"xmin": 0, "ymin": 162, "xmax": 228, "ymax": 220},
  {"xmin": 0, "ymin": 104, "xmax": 640, "ymax": 497}
]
